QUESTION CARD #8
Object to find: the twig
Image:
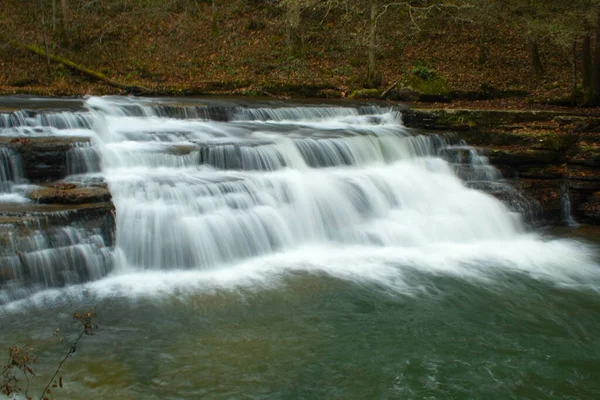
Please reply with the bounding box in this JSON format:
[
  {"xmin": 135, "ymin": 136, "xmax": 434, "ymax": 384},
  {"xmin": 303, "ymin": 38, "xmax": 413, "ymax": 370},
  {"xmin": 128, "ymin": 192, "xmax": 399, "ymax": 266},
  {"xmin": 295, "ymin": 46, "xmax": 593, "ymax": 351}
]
[
  {"xmin": 381, "ymin": 81, "xmax": 398, "ymax": 98},
  {"xmin": 39, "ymin": 329, "xmax": 85, "ymax": 400}
]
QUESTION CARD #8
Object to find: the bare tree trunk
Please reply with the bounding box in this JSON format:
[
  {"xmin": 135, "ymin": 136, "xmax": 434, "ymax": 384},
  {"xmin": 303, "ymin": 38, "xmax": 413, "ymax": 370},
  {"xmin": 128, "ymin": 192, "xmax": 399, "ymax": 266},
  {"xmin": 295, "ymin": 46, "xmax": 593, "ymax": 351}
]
[
  {"xmin": 478, "ymin": 26, "xmax": 487, "ymax": 65},
  {"xmin": 593, "ymin": 10, "xmax": 600, "ymax": 100},
  {"xmin": 367, "ymin": 0, "xmax": 378, "ymax": 86},
  {"xmin": 527, "ymin": 39, "xmax": 544, "ymax": 77},
  {"xmin": 286, "ymin": 1, "xmax": 301, "ymax": 57},
  {"xmin": 573, "ymin": 40, "xmax": 579, "ymax": 105},
  {"xmin": 42, "ymin": 18, "xmax": 53, "ymax": 82},
  {"xmin": 583, "ymin": 36, "xmax": 592, "ymax": 87},
  {"xmin": 582, "ymin": 35, "xmax": 592, "ymax": 103},
  {"xmin": 60, "ymin": 0, "xmax": 69, "ymax": 29},
  {"xmin": 211, "ymin": 0, "xmax": 219, "ymax": 35},
  {"xmin": 52, "ymin": 0, "xmax": 57, "ymax": 32}
]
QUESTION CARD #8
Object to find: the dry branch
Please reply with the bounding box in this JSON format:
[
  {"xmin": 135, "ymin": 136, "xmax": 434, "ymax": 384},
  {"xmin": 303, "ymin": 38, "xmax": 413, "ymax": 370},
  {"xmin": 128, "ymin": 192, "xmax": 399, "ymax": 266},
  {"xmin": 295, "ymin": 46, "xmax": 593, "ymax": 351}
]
[{"xmin": 381, "ymin": 81, "xmax": 398, "ymax": 98}]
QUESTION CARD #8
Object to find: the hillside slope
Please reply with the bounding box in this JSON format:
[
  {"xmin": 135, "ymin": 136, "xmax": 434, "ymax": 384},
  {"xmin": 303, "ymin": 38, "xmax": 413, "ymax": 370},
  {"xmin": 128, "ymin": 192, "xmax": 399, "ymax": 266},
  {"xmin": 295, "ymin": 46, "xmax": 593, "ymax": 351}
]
[{"xmin": 0, "ymin": 0, "xmax": 577, "ymax": 101}]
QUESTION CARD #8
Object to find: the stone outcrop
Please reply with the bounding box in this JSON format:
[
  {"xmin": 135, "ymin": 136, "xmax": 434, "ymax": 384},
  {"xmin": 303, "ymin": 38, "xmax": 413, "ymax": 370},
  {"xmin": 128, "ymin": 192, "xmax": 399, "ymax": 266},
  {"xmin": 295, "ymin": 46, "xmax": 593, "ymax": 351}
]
[
  {"xmin": 0, "ymin": 137, "xmax": 116, "ymax": 294},
  {"xmin": 402, "ymin": 108, "xmax": 600, "ymax": 225},
  {"xmin": 0, "ymin": 136, "xmax": 93, "ymax": 181}
]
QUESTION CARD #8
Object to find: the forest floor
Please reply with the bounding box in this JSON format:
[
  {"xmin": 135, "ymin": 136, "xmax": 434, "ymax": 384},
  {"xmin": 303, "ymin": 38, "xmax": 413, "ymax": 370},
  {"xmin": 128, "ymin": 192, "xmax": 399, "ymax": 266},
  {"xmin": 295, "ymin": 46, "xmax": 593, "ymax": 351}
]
[{"xmin": 0, "ymin": 0, "xmax": 594, "ymax": 111}]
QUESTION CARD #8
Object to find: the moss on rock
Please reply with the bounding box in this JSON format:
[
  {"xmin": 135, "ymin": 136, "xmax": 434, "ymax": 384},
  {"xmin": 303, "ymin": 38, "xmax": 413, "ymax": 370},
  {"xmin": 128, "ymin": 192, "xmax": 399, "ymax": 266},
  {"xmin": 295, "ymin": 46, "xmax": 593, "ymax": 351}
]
[{"xmin": 348, "ymin": 89, "xmax": 381, "ymax": 99}]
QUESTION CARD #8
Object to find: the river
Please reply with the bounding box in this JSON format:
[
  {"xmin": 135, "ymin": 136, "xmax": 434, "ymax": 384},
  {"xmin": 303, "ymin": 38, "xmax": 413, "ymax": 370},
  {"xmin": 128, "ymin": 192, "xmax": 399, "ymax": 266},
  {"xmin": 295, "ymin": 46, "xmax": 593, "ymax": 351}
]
[{"xmin": 0, "ymin": 96, "xmax": 599, "ymax": 399}]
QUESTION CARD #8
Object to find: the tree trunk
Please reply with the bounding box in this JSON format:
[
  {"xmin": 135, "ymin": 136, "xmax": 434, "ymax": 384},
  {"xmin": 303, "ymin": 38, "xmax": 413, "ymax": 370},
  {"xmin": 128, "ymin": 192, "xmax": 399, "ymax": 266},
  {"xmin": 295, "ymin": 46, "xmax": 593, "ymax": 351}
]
[
  {"xmin": 367, "ymin": 0, "xmax": 378, "ymax": 86},
  {"xmin": 42, "ymin": 19, "xmax": 53, "ymax": 82},
  {"xmin": 528, "ymin": 39, "xmax": 544, "ymax": 77},
  {"xmin": 478, "ymin": 26, "xmax": 487, "ymax": 65},
  {"xmin": 211, "ymin": 0, "xmax": 219, "ymax": 35},
  {"xmin": 286, "ymin": 1, "xmax": 301, "ymax": 57},
  {"xmin": 60, "ymin": 0, "xmax": 69, "ymax": 28},
  {"xmin": 573, "ymin": 40, "xmax": 579, "ymax": 105},
  {"xmin": 593, "ymin": 10, "xmax": 600, "ymax": 100},
  {"xmin": 582, "ymin": 36, "xmax": 592, "ymax": 103},
  {"xmin": 583, "ymin": 36, "xmax": 592, "ymax": 87},
  {"xmin": 52, "ymin": 0, "xmax": 57, "ymax": 32}
]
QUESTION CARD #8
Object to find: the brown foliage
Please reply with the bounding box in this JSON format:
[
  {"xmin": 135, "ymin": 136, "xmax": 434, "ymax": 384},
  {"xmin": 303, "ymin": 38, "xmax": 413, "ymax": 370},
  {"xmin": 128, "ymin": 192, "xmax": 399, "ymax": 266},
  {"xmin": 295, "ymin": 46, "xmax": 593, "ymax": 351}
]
[{"xmin": 0, "ymin": 308, "xmax": 98, "ymax": 400}]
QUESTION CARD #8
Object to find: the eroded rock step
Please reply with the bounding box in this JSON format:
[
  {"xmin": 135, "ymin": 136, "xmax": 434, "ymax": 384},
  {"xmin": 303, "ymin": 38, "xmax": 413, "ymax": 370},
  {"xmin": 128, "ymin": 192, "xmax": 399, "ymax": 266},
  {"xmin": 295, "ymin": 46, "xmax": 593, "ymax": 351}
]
[
  {"xmin": 1, "ymin": 104, "xmax": 388, "ymax": 129},
  {"xmin": 0, "ymin": 199, "xmax": 116, "ymax": 303},
  {"xmin": 403, "ymin": 108, "xmax": 600, "ymax": 224},
  {"xmin": 0, "ymin": 134, "xmax": 115, "ymax": 302},
  {"xmin": 0, "ymin": 136, "xmax": 98, "ymax": 180}
]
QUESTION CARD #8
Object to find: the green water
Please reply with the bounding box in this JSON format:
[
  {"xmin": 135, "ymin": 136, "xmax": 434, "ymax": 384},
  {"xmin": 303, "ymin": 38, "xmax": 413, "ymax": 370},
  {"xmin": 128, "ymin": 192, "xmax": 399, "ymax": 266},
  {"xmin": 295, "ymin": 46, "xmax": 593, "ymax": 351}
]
[{"xmin": 1, "ymin": 237, "xmax": 599, "ymax": 400}]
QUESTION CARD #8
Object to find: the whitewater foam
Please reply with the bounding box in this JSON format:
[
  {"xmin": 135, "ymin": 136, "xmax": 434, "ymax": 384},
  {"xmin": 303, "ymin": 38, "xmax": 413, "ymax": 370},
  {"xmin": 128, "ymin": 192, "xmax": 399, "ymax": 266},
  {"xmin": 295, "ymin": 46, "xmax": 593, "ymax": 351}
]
[{"xmin": 1, "ymin": 96, "xmax": 599, "ymax": 307}]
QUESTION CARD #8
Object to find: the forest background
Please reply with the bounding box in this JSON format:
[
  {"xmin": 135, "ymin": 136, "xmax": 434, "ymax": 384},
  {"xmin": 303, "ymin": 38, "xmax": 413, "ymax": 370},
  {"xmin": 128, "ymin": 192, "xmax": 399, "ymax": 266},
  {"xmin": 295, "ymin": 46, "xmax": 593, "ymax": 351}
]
[{"xmin": 2, "ymin": 0, "xmax": 600, "ymax": 106}]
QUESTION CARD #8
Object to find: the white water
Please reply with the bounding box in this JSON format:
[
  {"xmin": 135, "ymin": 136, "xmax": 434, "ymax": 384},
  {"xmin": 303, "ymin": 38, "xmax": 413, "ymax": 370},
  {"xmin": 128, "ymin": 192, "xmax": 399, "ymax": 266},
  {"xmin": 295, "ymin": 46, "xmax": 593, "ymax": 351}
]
[{"xmin": 1, "ymin": 97, "xmax": 599, "ymax": 306}]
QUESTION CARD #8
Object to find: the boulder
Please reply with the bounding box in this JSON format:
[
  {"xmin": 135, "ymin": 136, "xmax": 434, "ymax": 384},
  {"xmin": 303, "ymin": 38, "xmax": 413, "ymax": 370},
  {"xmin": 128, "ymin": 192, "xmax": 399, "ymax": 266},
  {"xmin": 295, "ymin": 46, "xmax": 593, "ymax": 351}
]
[{"xmin": 393, "ymin": 72, "xmax": 451, "ymax": 103}]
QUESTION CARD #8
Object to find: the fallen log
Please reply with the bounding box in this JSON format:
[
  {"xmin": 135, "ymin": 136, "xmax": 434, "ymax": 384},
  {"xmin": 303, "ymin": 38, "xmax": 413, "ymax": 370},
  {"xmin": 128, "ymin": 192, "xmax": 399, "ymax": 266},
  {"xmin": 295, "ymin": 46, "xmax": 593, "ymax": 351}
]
[{"xmin": 8, "ymin": 40, "xmax": 153, "ymax": 94}]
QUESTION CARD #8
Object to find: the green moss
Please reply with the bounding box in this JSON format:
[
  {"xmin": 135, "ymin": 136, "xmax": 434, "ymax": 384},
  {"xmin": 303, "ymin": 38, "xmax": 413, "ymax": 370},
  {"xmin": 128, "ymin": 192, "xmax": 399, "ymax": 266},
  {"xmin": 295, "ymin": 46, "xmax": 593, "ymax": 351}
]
[
  {"xmin": 402, "ymin": 73, "xmax": 451, "ymax": 98},
  {"xmin": 348, "ymin": 89, "xmax": 381, "ymax": 99}
]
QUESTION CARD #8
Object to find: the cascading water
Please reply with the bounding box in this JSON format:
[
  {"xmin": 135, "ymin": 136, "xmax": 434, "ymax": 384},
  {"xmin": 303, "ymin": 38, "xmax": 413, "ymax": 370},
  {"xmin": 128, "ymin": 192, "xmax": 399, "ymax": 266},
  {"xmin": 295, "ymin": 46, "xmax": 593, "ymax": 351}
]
[
  {"xmin": 0, "ymin": 147, "xmax": 24, "ymax": 194},
  {"xmin": 82, "ymin": 97, "xmax": 525, "ymax": 272},
  {"xmin": 0, "ymin": 96, "xmax": 597, "ymax": 303}
]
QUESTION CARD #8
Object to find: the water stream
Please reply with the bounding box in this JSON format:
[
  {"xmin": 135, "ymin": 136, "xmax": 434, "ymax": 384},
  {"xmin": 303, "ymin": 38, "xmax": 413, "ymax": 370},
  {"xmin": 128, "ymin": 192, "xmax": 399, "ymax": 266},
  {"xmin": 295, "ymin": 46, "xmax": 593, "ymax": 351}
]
[{"xmin": 0, "ymin": 97, "xmax": 599, "ymax": 399}]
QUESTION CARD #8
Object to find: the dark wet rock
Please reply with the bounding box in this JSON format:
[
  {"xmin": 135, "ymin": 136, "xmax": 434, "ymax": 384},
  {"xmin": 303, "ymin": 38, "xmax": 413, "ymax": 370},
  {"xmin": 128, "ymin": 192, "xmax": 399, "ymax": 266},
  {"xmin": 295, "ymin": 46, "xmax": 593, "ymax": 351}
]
[
  {"xmin": 467, "ymin": 181, "xmax": 543, "ymax": 224},
  {"xmin": 515, "ymin": 165, "xmax": 568, "ymax": 180},
  {"xmin": 401, "ymin": 109, "xmax": 562, "ymax": 131},
  {"xmin": 578, "ymin": 192, "xmax": 600, "ymax": 222},
  {"xmin": 0, "ymin": 136, "xmax": 92, "ymax": 181},
  {"xmin": 0, "ymin": 134, "xmax": 116, "ymax": 293},
  {"xmin": 484, "ymin": 147, "xmax": 560, "ymax": 166},
  {"xmin": 0, "ymin": 200, "xmax": 116, "ymax": 291},
  {"xmin": 0, "ymin": 201, "xmax": 116, "ymax": 247},
  {"xmin": 510, "ymin": 179, "xmax": 564, "ymax": 224}
]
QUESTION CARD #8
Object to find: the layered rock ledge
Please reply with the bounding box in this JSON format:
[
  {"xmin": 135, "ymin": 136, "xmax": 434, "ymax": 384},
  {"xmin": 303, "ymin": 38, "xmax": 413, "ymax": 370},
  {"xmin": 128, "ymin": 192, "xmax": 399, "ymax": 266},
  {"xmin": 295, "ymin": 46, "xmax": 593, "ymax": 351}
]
[
  {"xmin": 0, "ymin": 137, "xmax": 115, "ymax": 291},
  {"xmin": 402, "ymin": 108, "xmax": 600, "ymax": 225}
]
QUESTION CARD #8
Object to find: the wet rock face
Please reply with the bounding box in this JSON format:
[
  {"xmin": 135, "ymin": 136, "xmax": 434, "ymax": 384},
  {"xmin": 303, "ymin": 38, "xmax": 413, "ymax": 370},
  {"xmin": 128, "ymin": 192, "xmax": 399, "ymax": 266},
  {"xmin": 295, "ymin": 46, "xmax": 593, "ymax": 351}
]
[
  {"xmin": 403, "ymin": 108, "xmax": 600, "ymax": 225},
  {"xmin": 0, "ymin": 136, "xmax": 116, "ymax": 300},
  {"xmin": 0, "ymin": 137, "xmax": 93, "ymax": 181}
]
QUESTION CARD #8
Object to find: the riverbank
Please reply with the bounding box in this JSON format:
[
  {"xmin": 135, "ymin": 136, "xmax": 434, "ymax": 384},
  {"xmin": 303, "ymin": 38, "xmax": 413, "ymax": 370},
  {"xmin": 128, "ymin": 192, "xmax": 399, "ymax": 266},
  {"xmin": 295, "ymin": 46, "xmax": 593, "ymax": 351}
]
[{"xmin": 0, "ymin": 0, "xmax": 585, "ymax": 104}]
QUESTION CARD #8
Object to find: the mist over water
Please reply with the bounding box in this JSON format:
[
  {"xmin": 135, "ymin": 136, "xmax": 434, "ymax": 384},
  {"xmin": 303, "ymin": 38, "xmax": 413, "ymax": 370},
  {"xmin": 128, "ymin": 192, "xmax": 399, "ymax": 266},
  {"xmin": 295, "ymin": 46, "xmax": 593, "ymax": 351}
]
[{"xmin": 1, "ymin": 97, "xmax": 599, "ymax": 399}]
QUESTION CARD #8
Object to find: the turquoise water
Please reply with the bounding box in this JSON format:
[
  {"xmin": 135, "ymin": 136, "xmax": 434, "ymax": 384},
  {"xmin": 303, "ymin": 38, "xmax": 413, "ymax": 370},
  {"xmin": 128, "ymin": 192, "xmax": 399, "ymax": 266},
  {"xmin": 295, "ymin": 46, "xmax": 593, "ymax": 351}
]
[{"xmin": 1, "ymin": 253, "xmax": 599, "ymax": 399}]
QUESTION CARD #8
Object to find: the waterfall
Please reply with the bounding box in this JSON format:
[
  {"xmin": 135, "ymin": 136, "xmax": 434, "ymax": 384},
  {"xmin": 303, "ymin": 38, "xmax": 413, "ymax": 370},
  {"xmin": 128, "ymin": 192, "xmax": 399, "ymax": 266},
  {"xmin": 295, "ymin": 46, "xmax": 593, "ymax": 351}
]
[
  {"xmin": 81, "ymin": 97, "xmax": 524, "ymax": 271},
  {"xmin": 2, "ymin": 96, "xmax": 590, "ymax": 304},
  {"xmin": 0, "ymin": 147, "xmax": 24, "ymax": 193}
]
